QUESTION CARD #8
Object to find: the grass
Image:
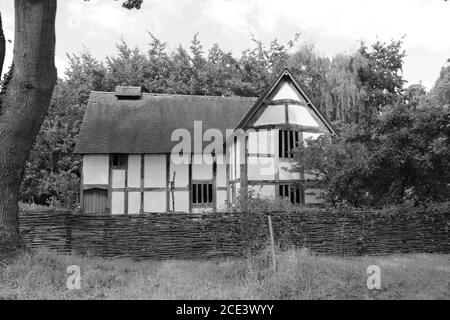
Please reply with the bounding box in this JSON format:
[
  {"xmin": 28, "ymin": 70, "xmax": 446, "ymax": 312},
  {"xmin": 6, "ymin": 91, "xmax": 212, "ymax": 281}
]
[{"xmin": 0, "ymin": 248, "xmax": 448, "ymax": 300}]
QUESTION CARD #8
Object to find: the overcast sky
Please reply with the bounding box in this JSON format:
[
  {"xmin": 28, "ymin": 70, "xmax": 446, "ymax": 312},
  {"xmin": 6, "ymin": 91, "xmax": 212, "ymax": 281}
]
[{"xmin": 1, "ymin": 0, "xmax": 449, "ymax": 90}]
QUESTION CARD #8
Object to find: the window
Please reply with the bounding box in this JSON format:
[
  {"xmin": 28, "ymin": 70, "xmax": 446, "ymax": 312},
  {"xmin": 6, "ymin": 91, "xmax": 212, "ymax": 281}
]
[
  {"xmin": 112, "ymin": 154, "xmax": 127, "ymax": 168},
  {"xmin": 278, "ymin": 130, "xmax": 301, "ymax": 158},
  {"xmin": 192, "ymin": 183, "xmax": 213, "ymax": 204},
  {"xmin": 279, "ymin": 184, "xmax": 303, "ymax": 204}
]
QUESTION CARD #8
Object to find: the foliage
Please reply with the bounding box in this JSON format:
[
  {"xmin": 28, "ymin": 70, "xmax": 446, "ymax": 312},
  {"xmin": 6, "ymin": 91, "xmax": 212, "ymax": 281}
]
[
  {"xmin": 357, "ymin": 40, "xmax": 406, "ymax": 123},
  {"xmin": 225, "ymin": 189, "xmax": 302, "ymax": 214},
  {"xmin": 429, "ymin": 63, "xmax": 450, "ymax": 107},
  {"xmin": 294, "ymin": 103, "xmax": 450, "ymax": 207},
  {"xmin": 20, "ymin": 81, "xmax": 84, "ymax": 209}
]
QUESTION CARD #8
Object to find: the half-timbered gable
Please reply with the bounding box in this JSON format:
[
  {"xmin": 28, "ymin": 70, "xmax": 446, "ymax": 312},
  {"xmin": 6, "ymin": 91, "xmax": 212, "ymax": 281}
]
[{"xmin": 228, "ymin": 69, "xmax": 335, "ymax": 206}]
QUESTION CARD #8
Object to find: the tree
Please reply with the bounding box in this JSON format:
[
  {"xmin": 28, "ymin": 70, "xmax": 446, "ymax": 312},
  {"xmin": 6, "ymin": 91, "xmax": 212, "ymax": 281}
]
[
  {"xmin": 429, "ymin": 63, "xmax": 450, "ymax": 107},
  {"xmin": 0, "ymin": 0, "xmax": 142, "ymax": 258},
  {"xmin": 294, "ymin": 100, "xmax": 450, "ymax": 207},
  {"xmin": 0, "ymin": 13, "xmax": 5, "ymax": 77},
  {"xmin": 357, "ymin": 39, "xmax": 406, "ymax": 123}
]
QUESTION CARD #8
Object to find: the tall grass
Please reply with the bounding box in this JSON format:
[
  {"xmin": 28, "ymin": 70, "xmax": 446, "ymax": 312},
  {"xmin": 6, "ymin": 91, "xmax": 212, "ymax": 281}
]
[{"xmin": 0, "ymin": 248, "xmax": 448, "ymax": 300}]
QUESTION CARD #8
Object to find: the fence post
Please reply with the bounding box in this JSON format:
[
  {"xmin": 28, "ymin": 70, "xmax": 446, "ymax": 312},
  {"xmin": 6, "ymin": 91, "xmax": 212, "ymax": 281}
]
[{"xmin": 267, "ymin": 215, "xmax": 277, "ymax": 272}]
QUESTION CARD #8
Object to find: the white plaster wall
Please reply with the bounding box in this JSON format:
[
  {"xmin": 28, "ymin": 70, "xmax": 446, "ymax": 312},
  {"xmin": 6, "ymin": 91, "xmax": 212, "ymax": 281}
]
[
  {"xmin": 279, "ymin": 161, "xmax": 301, "ymax": 180},
  {"xmin": 235, "ymin": 138, "xmax": 241, "ymax": 179},
  {"xmin": 170, "ymin": 191, "xmax": 189, "ymax": 212},
  {"xmin": 192, "ymin": 154, "xmax": 213, "ymax": 180},
  {"xmin": 83, "ymin": 155, "xmax": 109, "ymax": 185},
  {"xmin": 249, "ymin": 130, "xmax": 276, "ymax": 155},
  {"xmin": 216, "ymin": 190, "xmax": 227, "ymax": 211},
  {"xmin": 260, "ymin": 185, "xmax": 276, "ymax": 199},
  {"xmin": 248, "ymin": 156, "xmax": 275, "ymax": 181},
  {"xmin": 257, "ymin": 130, "xmax": 275, "ymax": 155},
  {"xmin": 128, "ymin": 192, "xmax": 141, "ymax": 214},
  {"xmin": 144, "ymin": 191, "xmax": 166, "ymax": 212},
  {"xmin": 248, "ymin": 130, "xmax": 257, "ymax": 154},
  {"xmin": 111, "ymin": 191, "xmax": 124, "ymax": 215},
  {"xmin": 144, "ymin": 154, "xmax": 166, "ymax": 188},
  {"xmin": 288, "ymin": 105, "xmax": 319, "ymax": 127},
  {"xmin": 112, "ymin": 170, "xmax": 125, "ymax": 188},
  {"xmin": 248, "ymin": 185, "xmax": 276, "ymax": 199},
  {"xmin": 192, "ymin": 207, "xmax": 214, "ymax": 214},
  {"xmin": 254, "ymin": 105, "xmax": 286, "ymax": 126},
  {"xmin": 229, "ymin": 143, "xmax": 235, "ymax": 181},
  {"xmin": 216, "ymin": 163, "xmax": 227, "ymax": 187},
  {"xmin": 170, "ymin": 162, "xmax": 189, "ymax": 188},
  {"xmin": 128, "ymin": 155, "xmax": 141, "ymax": 188},
  {"xmin": 273, "ymin": 82, "xmax": 304, "ymax": 101}
]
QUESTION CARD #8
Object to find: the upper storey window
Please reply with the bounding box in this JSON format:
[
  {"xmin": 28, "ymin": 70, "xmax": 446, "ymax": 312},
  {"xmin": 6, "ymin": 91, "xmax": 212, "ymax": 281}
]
[
  {"xmin": 279, "ymin": 130, "xmax": 301, "ymax": 159},
  {"xmin": 112, "ymin": 154, "xmax": 127, "ymax": 168}
]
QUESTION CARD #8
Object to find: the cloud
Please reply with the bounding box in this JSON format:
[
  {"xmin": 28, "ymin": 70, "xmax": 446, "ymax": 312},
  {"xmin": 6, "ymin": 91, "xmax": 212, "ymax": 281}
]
[
  {"xmin": 65, "ymin": 0, "xmax": 192, "ymax": 40},
  {"xmin": 66, "ymin": 0, "xmax": 147, "ymax": 37},
  {"xmin": 203, "ymin": 0, "xmax": 450, "ymax": 50}
]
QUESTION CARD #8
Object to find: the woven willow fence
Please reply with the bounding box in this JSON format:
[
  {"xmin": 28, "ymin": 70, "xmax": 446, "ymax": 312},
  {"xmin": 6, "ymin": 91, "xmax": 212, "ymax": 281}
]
[{"xmin": 18, "ymin": 207, "xmax": 449, "ymax": 260}]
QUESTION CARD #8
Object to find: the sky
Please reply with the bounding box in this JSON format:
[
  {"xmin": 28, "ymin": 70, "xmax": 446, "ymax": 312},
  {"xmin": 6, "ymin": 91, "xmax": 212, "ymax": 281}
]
[{"xmin": 1, "ymin": 0, "xmax": 449, "ymax": 90}]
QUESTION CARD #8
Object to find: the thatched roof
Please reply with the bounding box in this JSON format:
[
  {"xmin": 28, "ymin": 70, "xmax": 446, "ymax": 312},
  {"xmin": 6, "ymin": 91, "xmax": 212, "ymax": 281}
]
[{"xmin": 74, "ymin": 92, "xmax": 257, "ymax": 154}]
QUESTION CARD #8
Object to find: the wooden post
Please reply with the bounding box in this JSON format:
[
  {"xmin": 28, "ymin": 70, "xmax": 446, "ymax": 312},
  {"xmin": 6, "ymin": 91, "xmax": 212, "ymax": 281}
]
[
  {"xmin": 171, "ymin": 171, "xmax": 176, "ymax": 212},
  {"xmin": 267, "ymin": 215, "xmax": 277, "ymax": 272}
]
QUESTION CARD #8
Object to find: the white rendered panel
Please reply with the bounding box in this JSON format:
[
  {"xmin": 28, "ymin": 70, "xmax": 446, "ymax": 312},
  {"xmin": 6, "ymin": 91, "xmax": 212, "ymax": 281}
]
[
  {"xmin": 216, "ymin": 190, "xmax": 227, "ymax": 211},
  {"xmin": 254, "ymin": 105, "xmax": 286, "ymax": 126},
  {"xmin": 127, "ymin": 155, "xmax": 141, "ymax": 188},
  {"xmin": 192, "ymin": 208, "xmax": 214, "ymax": 214},
  {"xmin": 236, "ymin": 138, "xmax": 241, "ymax": 179},
  {"xmin": 128, "ymin": 192, "xmax": 141, "ymax": 214},
  {"xmin": 248, "ymin": 185, "xmax": 275, "ymax": 199},
  {"xmin": 257, "ymin": 129, "xmax": 275, "ymax": 155},
  {"xmin": 112, "ymin": 170, "xmax": 125, "ymax": 188},
  {"xmin": 144, "ymin": 191, "xmax": 166, "ymax": 213},
  {"xmin": 273, "ymin": 82, "xmax": 304, "ymax": 101},
  {"xmin": 229, "ymin": 143, "xmax": 235, "ymax": 181},
  {"xmin": 170, "ymin": 191, "xmax": 189, "ymax": 212},
  {"xmin": 248, "ymin": 131, "xmax": 258, "ymax": 154},
  {"xmin": 144, "ymin": 154, "xmax": 166, "ymax": 188},
  {"xmin": 279, "ymin": 161, "xmax": 301, "ymax": 180},
  {"xmin": 170, "ymin": 162, "xmax": 189, "ymax": 188},
  {"xmin": 216, "ymin": 163, "xmax": 227, "ymax": 187},
  {"xmin": 111, "ymin": 191, "xmax": 124, "ymax": 215},
  {"xmin": 248, "ymin": 156, "xmax": 275, "ymax": 181},
  {"xmin": 192, "ymin": 154, "xmax": 213, "ymax": 180},
  {"xmin": 83, "ymin": 155, "xmax": 109, "ymax": 185},
  {"xmin": 288, "ymin": 105, "xmax": 319, "ymax": 127}
]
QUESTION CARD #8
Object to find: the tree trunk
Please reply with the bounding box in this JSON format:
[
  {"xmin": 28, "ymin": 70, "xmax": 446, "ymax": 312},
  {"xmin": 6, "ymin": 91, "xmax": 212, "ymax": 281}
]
[
  {"xmin": 0, "ymin": 0, "xmax": 57, "ymax": 258},
  {"xmin": 0, "ymin": 12, "xmax": 5, "ymax": 77}
]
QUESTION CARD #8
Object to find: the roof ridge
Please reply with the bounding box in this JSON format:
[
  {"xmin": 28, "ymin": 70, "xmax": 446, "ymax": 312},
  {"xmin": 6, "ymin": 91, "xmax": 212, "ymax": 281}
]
[{"xmin": 90, "ymin": 91, "xmax": 257, "ymax": 100}]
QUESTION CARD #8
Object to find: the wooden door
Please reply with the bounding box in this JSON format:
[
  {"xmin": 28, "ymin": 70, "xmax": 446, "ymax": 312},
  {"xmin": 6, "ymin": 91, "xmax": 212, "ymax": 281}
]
[{"xmin": 83, "ymin": 188, "xmax": 108, "ymax": 214}]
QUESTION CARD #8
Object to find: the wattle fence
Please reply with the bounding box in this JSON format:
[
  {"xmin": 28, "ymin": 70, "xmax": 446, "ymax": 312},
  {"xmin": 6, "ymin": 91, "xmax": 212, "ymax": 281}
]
[{"xmin": 18, "ymin": 206, "xmax": 450, "ymax": 260}]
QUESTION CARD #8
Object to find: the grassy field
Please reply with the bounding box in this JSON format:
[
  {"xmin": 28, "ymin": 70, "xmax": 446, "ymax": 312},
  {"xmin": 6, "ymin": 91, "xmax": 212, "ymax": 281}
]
[{"xmin": 0, "ymin": 248, "xmax": 448, "ymax": 300}]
